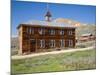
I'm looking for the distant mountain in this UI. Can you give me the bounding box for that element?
[76,25,96,38]
[54,18,81,27]
[54,18,96,37]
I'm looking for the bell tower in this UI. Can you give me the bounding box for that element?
[45,3,52,22]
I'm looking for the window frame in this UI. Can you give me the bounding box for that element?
[40,39,45,48]
[68,39,73,47]
[49,29,55,35]
[39,28,45,35]
[68,30,73,35]
[60,39,65,47]
[60,29,64,35]
[49,40,55,48]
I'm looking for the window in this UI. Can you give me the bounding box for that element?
[60,39,65,47]
[31,28,34,34]
[60,30,64,35]
[39,28,45,35]
[26,27,34,35]
[49,40,55,48]
[49,29,55,35]
[40,39,45,48]
[26,27,29,34]
[29,28,32,34]
[68,40,73,47]
[68,30,73,35]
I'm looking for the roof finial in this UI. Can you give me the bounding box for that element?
[47,3,49,11]
[45,3,52,22]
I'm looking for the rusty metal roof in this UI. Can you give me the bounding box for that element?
[21,20,76,28]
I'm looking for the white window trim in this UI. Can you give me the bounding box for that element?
[29,28,33,34]
[27,27,34,34]
[26,27,29,34]
[50,40,55,48]
[68,40,73,47]
[68,31,73,35]
[60,30,64,35]
[40,40,45,48]
[50,29,55,35]
[39,28,45,35]
[60,39,65,47]
[31,28,34,34]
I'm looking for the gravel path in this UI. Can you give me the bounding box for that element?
[11,46,95,60]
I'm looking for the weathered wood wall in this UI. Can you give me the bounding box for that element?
[18,24,76,54]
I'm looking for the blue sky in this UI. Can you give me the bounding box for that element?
[11,1,96,36]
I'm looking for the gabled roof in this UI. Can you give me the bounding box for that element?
[19,20,76,28]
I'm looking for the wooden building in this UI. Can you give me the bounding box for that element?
[17,10,76,55]
[79,33,95,42]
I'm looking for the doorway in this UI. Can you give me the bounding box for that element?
[30,39,36,52]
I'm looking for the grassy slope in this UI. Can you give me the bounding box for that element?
[11,49,96,74]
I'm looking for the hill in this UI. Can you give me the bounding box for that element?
[54,18,81,27]
[54,18,96,37]
[76,25,96,38]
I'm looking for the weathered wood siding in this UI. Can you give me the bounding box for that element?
[18,24,76,54]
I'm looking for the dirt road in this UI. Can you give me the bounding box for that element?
[12,46,95,60]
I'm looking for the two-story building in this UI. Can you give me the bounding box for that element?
[17,10,76,54]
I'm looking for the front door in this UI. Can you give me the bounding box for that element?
[30,39,36,52]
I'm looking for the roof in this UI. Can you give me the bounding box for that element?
[45,11,52,17]
[19,20,76,28]
[81,33,92,36]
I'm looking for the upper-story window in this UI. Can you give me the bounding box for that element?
[26,27,29,34]
[39,28,45,35]
[30,28,34,34]
[29,28,32,34]
[40,39,45,48]
[60,39,65,47]
[26,27,34,35]
[49,29,55,35]
[49,40,55,48]
[60,30,64,35]
[68,30,73,35]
